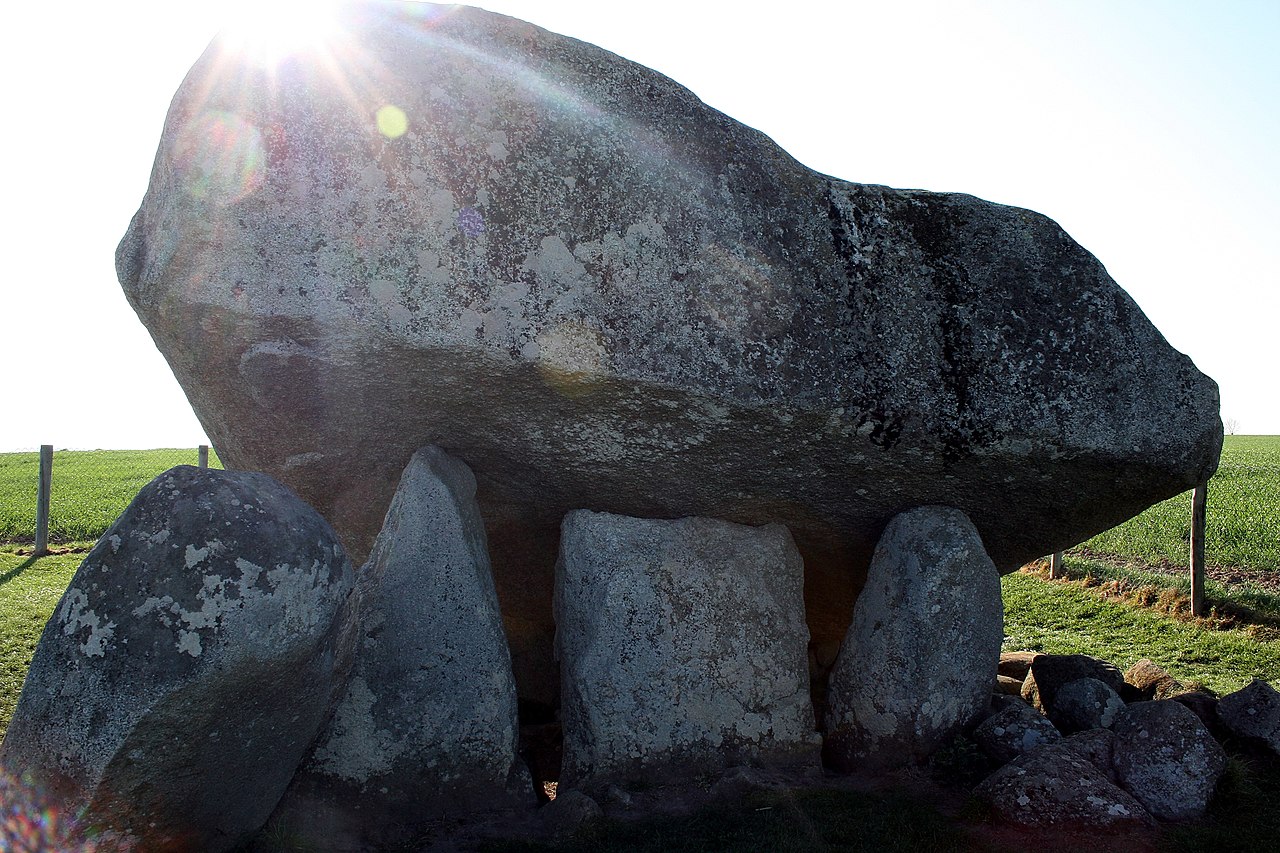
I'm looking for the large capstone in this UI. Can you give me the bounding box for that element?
[0,467,356,853]
[116,1,1222,706]
[268,447,532,849]
[824,506,1003,770]
[554,511,819,791]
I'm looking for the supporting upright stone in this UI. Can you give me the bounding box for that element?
[824,506,1003,771]
[268,447,532,850]
[555,511,819,792]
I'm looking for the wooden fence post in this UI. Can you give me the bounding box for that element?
[35,445,53,557]
[1049,551,1065,579]
[1190,481,1207,617]
[198,445,210,469]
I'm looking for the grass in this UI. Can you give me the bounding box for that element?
[1078,435,1280,574]
[0,448,221,545]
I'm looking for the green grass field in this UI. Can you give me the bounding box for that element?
[1078,435,1280,573]
[0,448,221,545]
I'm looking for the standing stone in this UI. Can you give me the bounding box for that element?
[825,506,1003,771]
[268,447,532,850]
[1112,700,1226,821]
[555,511,818,791]
[1217,678,1280,756]
[0,467,356,853]
[117,0,1221,711]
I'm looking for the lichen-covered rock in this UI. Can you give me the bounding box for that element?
[555,511,818,790]
[267,447,532,849]
[825,506,1002,770]
[116,1,1221,708]
[0,467,356,852]
[1112,700,1226,821]
[1049,677,1126,735]
[1062,728,1118,782]
[973,702,1062,765]
[1022,654,1125,713]
[974,743,1153,829]
[1217,679,1280,756]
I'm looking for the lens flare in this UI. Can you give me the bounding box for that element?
[375,104,408,139]
[220,0,343,67]
[172,111,266,206]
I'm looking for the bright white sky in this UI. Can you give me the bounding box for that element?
[1,1,1276,451]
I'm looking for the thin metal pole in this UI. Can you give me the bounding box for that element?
[198,445,210,469]
[35,445,53,557]
[1190,482,1207,617]
[1049,551,1064,579]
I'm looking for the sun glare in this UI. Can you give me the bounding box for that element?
[220,0,343,67]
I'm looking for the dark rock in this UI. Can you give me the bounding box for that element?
[1022,654,1125,713]
[974,743,1153,829]
[973,703,1062,765]
[555,512,819,791]
[825,507,1002,771]
[541,790,601,837]
[268,447,533,848]
[1112,700,1226,821]
[1217,678,1280,756]
[117,1,1222,708]
[0,467,356,852]
[1172,690,1223,738]
[1049,677,1126,734]
[1062,728,1118,782]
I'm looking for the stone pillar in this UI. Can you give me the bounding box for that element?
[555,511,819,792]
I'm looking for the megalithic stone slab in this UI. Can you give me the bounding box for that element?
[555,511,819,791]
[0,467,357,853]
[268,446,533,849]
[117,1,1221,708]
[825,506,1003,771]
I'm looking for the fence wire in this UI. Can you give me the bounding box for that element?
[0,448,221,547]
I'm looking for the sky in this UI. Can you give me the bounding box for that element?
[1,0,1276,451]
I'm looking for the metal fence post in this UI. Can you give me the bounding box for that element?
[35,445,53,557]
[1190,481,1207,617]
[198,445,210,469]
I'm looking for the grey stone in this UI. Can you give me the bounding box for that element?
[1022,654,1125,713]
[973,703,1062,765]
[1049,677,1126,734]
[0,467,356,852]
[825,506,1003,770]
[541,790,602,837]
[1112,700,1226,821]
[1217,678,1280,756]
[555,511,819,790]
[1062,728,1118,782]
[974,743,1153,829]
[268,447,533,848]
[117,1,1221,708]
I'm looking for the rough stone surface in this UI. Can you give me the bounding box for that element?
[1217,679,1280,755]
[1112,700,1226,821]
[1049,677,1127,735]
[1022,654,1125,713]
[0,467,356,852]
[973,703,1062,765]
[995,675,1025,696]
[555,511,819,790]
[1062,728,1118,782]
[541,790,602,837]
[825,506,1003,770]
[116,0,1222,706]
[1125,659,1186,701]
[268,447,532,848]
[997,651,1038,682]
[974,743,1153,829]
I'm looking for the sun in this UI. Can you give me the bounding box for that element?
[219,0,344,67]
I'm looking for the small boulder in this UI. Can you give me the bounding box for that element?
[541,790,602,838]
[1124,659,1185,701]
[555,511,819,791]
[996,675,1026,696]
[1049,677,1126,734]
[1022,654,1125,713]
[973,703,1063,765]
[998,651,1038,682]
[268,447,532,848]
[825,506,1003,771]
[1062,728,1118,782]
[1217,679,1280,756]
[0,467,356,852]
[1112,700,1226,821]
[974,743,1153,829]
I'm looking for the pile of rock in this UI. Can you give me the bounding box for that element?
[972,652,1280,827]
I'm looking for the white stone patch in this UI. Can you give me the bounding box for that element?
[58,589,117,658]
